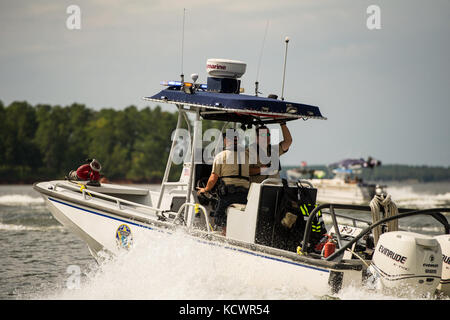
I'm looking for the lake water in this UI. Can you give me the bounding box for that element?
[1,182,449,300]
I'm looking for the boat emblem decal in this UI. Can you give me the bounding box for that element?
[116,224,133,250]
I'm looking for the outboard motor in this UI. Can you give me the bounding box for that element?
[366,231,442,296]
[435,234,450,296]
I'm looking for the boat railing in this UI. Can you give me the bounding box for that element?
[52,182,214,233]
[53,182,165,215]
[173,202,212,232]
[301,203,450,262]
[259,178,314,188]
[320,210,372,228]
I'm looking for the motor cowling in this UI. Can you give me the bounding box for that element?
[367,231,442,296]
[435,234,450,296]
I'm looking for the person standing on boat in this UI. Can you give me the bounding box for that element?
[249,122,292,183]
[68,158,102,186]
[197,130,250,232]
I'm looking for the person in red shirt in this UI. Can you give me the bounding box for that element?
[68,159,102,186]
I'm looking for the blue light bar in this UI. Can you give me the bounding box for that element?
[160,80,182,87]
[160,80,208,90]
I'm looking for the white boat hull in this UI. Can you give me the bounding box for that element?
[35,179,449,298]
[43,196,342,295]
[36,181,364,296]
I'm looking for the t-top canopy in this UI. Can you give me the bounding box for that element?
[143,87,326,124]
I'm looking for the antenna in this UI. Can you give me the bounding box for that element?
[180,8,186,83]
[280,36,290,101]
[255,20,269,96]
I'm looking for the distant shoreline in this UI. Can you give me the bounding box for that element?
[283,164,450,183]
[0,178,164,185]
[2,165,449,184]
[0,168,450,185]
[1,101,449,185]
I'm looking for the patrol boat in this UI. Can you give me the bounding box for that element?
[33,58,450,297]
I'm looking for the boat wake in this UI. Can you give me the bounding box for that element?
[0,194,44,207]
[0,222,64,232]
[42,230,322,300]
[385,186,450,209]
[39,230,443,300]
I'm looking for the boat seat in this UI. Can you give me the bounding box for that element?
[230,203,246,211]
[170,196,186,213]
[254,183,307,253]
[254,185,282,246]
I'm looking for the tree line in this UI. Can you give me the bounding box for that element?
[283,164,450,183]
[0,100,185,183]
[1,100,449,184]
[359,164,450,183]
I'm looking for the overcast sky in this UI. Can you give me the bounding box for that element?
[1,0,449,167]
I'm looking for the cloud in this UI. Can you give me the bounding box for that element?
[1,0,449,165]
[324,42,378,61]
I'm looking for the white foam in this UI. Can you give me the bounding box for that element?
[45,231,319,300]
[41,229,442,300]
[335,284,444,300]
[0,222,64,232]
[0,194,44,206]
[386,186,450,209]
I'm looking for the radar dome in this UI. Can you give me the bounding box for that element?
[206,58,246,79]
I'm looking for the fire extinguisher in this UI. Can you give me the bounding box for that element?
[322,238,336,258]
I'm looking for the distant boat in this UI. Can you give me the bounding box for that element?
[286,158,385,204]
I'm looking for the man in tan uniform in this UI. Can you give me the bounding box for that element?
[197,129,250,230]
[249,123,292,183]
